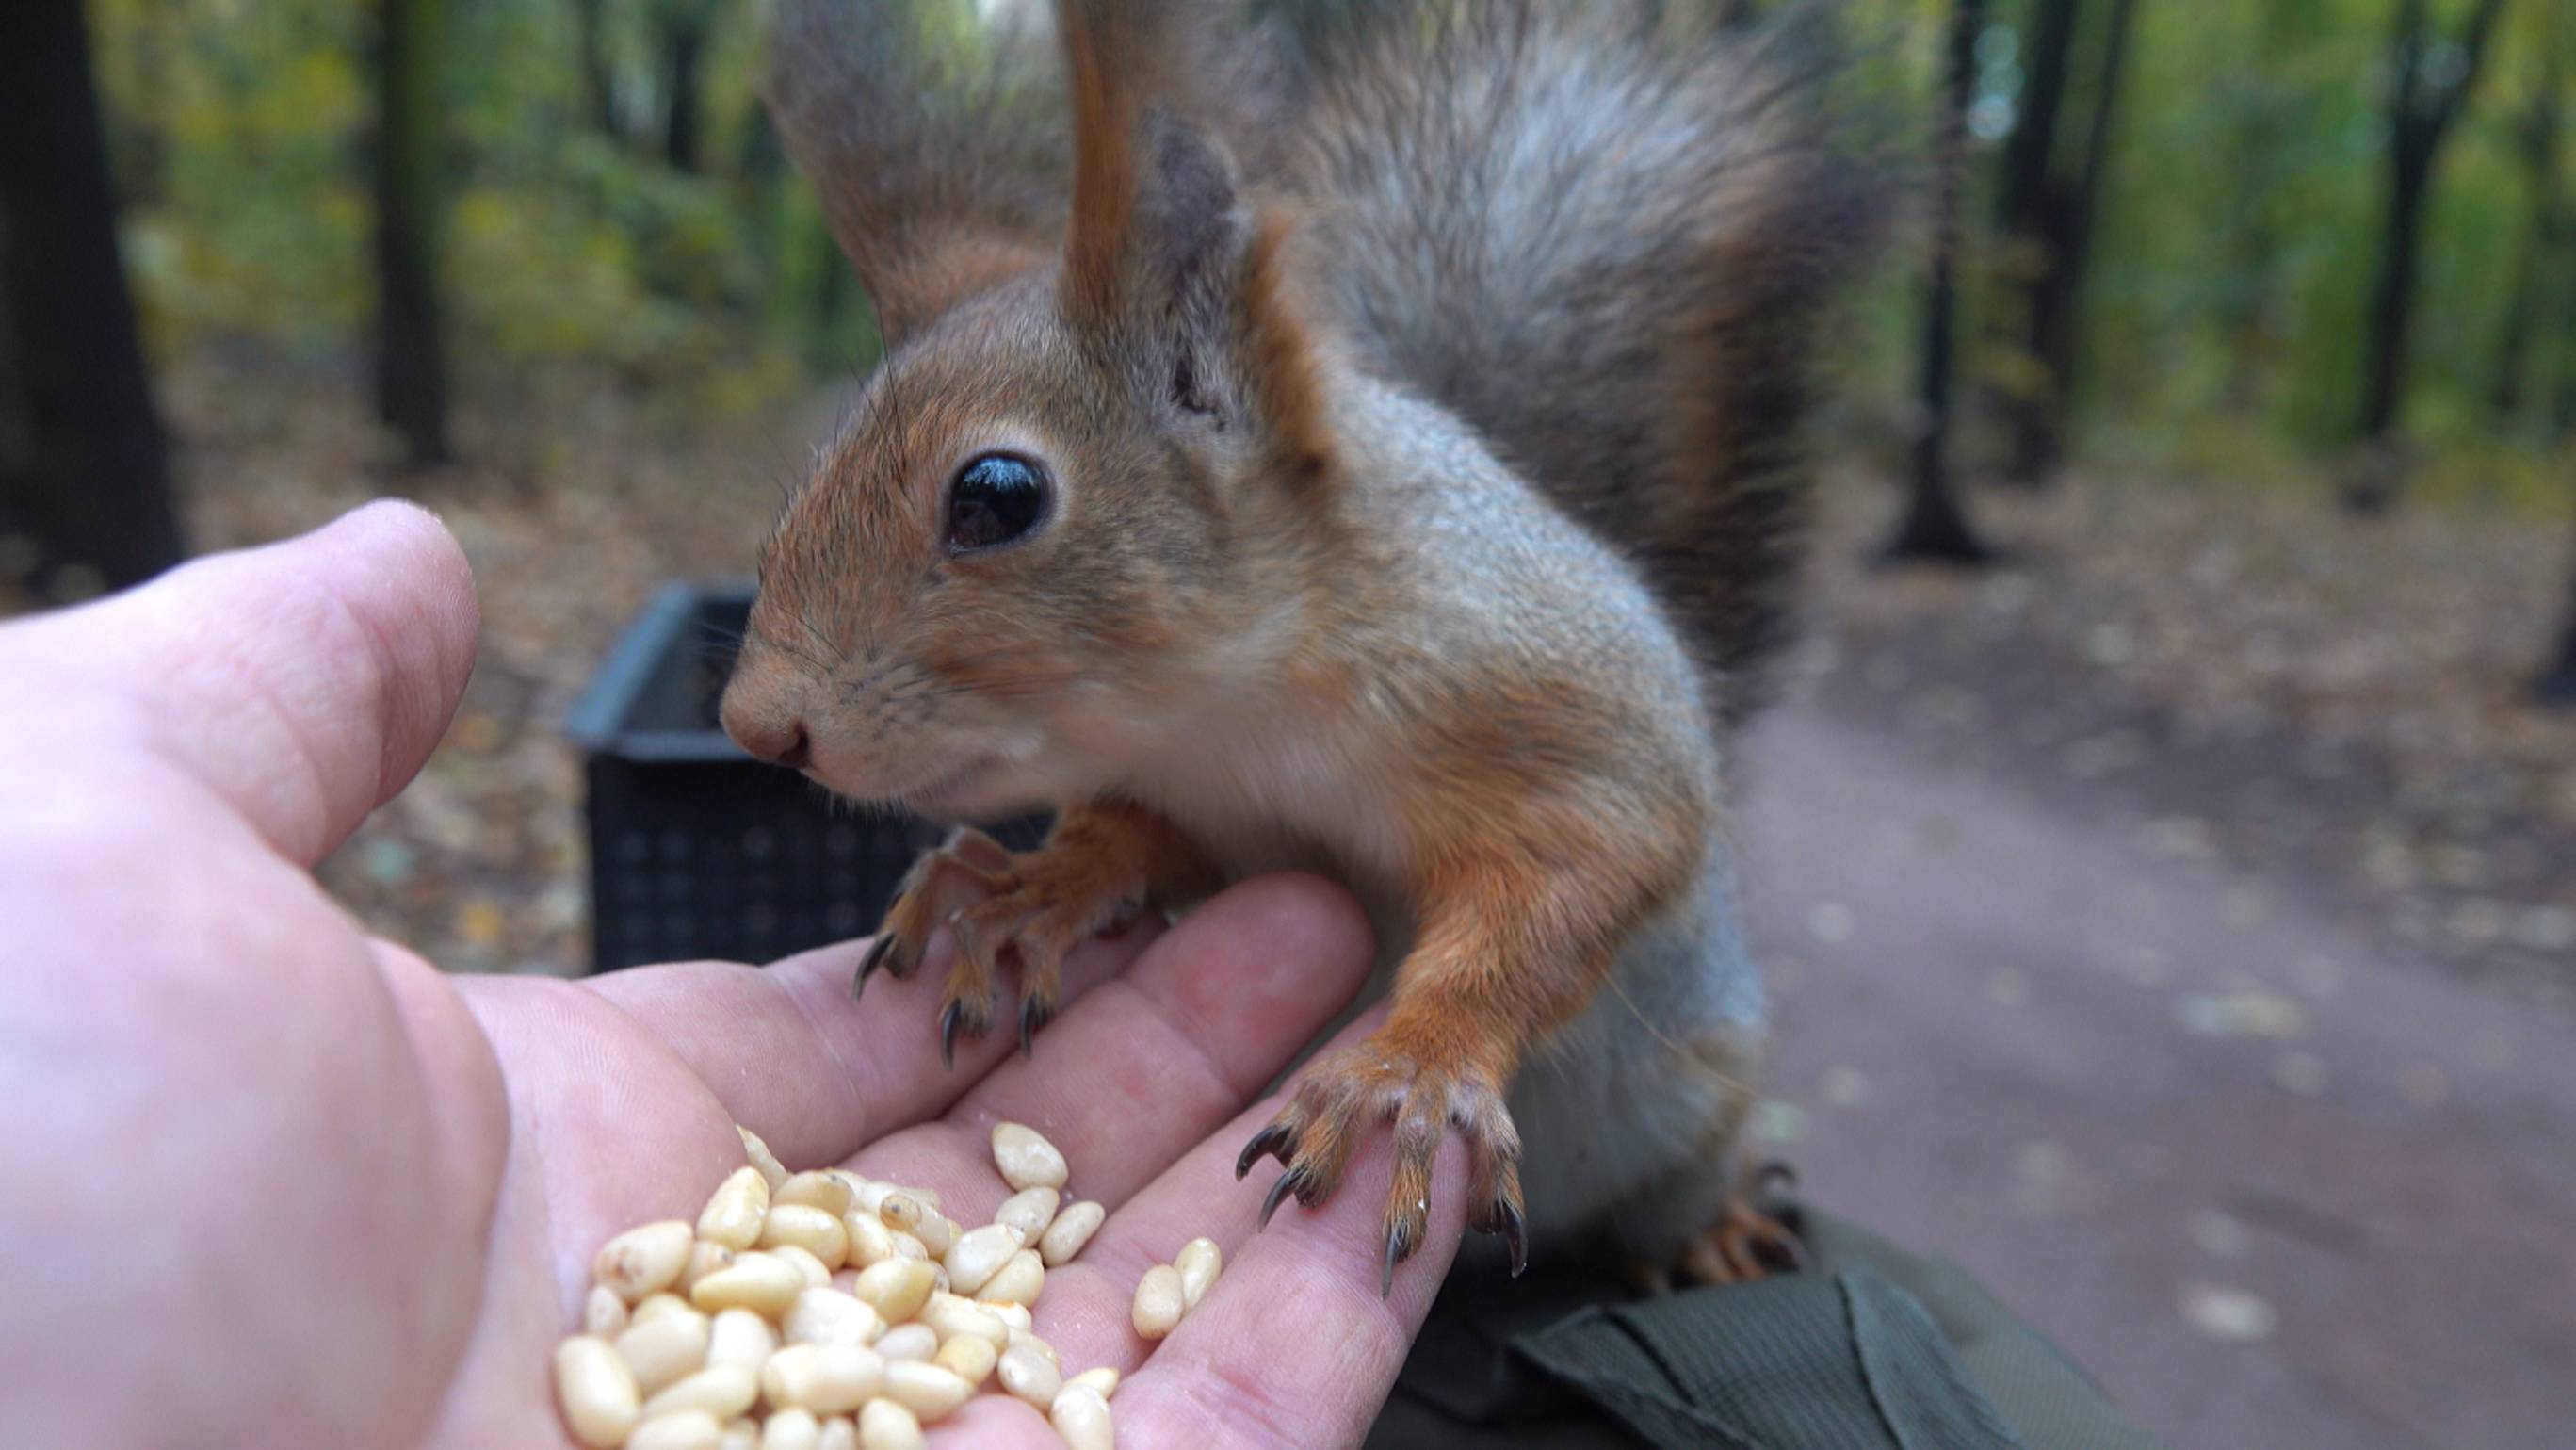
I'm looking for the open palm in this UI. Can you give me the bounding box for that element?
[0,503,1464,1450]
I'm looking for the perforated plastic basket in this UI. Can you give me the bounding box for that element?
[564,579,1045,971]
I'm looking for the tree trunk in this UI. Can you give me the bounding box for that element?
[0,0,186,597]
[1885,0,1995,567]
[662,6,711,173]
[1993,0,2082,240]
[373,0,453,471]
[373,0,453,469]
[2349,0,2510,511]
[575,0,618,137]
[2002,0,2140,486]
[2357,142,2433,457]
[2559,264,2576,436]
[2492,20,2563,421]
[2539,490,2576,704]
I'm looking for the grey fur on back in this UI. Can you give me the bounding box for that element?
[1278,2,1886,725]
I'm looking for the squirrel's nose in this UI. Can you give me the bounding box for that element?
[730,713,812,770]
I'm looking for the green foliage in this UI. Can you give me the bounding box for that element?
[80,0,2576,474]
[90,0,873,419]
[1843,0,2574,481]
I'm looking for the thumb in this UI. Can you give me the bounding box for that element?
[0,500,479,867]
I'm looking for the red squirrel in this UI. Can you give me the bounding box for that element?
[721,0,1884,1289]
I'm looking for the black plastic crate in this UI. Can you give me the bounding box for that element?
[564,579,1045,971]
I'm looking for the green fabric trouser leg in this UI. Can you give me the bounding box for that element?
[1363,1207,2168,1450]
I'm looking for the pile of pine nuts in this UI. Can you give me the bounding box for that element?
[554,1121,1218,1450]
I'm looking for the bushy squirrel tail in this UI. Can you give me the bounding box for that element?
[1284,3,1890,725]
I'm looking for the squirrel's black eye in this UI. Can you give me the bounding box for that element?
[945,453,1049,553]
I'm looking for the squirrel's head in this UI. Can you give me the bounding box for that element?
[721,54,1330,821]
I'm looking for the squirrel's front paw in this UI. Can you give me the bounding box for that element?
[1237,1029,1528,1294]
[859,825,1145,1067]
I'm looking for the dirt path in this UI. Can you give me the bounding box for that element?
[1736,698,2576,1450]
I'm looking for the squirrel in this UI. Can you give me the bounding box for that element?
[721,0,1885,1289]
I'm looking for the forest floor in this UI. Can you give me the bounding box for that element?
[111,362,2576,1447]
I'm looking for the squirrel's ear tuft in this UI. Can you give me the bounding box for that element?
[1058,3,1250,400]
[1055,0,1327,475]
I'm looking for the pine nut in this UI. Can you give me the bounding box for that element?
[737,1126,790,1191]
[877,1192,925,1234]
[843,1210,896,1268]
[722,1419,759,1450]
[1175,1237,1223,1310]
[595,1220,695,1303]
[848,1258,935,1323]
[706,1308,778,1375]
[1067,1366,1119,1400]
[912,1213,957,1257]
[1007,1328,1059,1369]
[630,1410,728,1450]
[818,1413,860,1450]
[872,1323,937,1362]
[640,1363,760,1421]
[1131,1263,1185,1340]
[554,1335,640,1449]
[583,1283,630,1337]
[690,1251,805,1318]
[933,1333,997,1386]
[996,1340,1061,1410]
[991,1122,1068,1192]
[634,1293,694,1328]
[980,1248,1045,1307]
[889,1232,930,1263]
[617,1310,713,1395]
[920,1293,1007,1349]
[882,1360,975,1422]
[762,1205,850,1268]
[772,1244,832,1289]
[679,1241,737,1295]
[785,1286,883,1350]
[776,1171,856,1217]
[995,1187,1060,1239]
[982,1302,1034,1332]
[760,1343,888,1415]
[1038,1201,1104,1266]
[942,1223,1022,1295]
[856,1398,923,1450]
[1050,1383,1115,1450]
[855,1181,942,1215]
[759,1409,822,1450]
[700,1167,772,1252]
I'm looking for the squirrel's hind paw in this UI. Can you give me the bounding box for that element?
[1673,1168,1807,1286]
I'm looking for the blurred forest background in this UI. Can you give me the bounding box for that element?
[5,3,2574,1444]
[0,0,2567,1004]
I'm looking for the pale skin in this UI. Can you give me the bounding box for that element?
[0,501,1465,1449]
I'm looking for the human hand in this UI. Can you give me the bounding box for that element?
[0,502,1465,1449]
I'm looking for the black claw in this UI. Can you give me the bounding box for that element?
[938,1002,964,1070]
[1236,1122,1294,1181]
[1494,1199,1528,1279]
[1016,995,1054,1058]
[1258,1167,1305,1230]
[855,934,899,999]
[1381,1220,1417,1298]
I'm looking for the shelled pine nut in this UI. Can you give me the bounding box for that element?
[554,1124,1159,1449]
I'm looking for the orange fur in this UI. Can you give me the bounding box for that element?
[731,0,1884,1282]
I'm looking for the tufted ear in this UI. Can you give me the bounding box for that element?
[1055,0,1267,424]
[765,0,1065,348]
